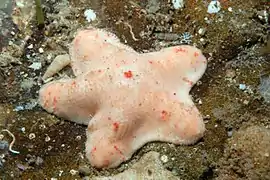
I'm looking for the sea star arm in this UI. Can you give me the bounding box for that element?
[85,107,136,168]
[85,92,205,168]
[39,70,107,125]
[69,28,136,77]
[145,45,207,91]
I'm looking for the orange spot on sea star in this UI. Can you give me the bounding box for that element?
[183,77,194,86]
[53,97,57,106]
[91,146,97,153]
[124,70,133,78]
[113,145,123,155]
[44,100,49,108]
[74,37,80,46]
[113,145,125,160]
[161,110,169,120]
[103,160,110,166]
[113,122,119,131]
[52,96,58,112]
[71,81,76,87]
[82,55,88,61]
[194,52,199,57]
[175,47,188,53]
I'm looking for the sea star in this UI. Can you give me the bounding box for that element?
[39,26,207,168]
[92,151,179,180]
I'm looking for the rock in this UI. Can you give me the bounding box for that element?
[172,0,184,9]
[0,140,9,150]
[0,8,16,50]
[78,165,91,176]
[11,0,36,36]
[0,53,21,67]
[0,160,3,169]
[146,0,160,14]
[35,157,44,166]
[25,154,36,166]
[259,72,270,103]
[20,78,36,90]
[217,126,270,180]
[0,69,4,93]
[92,151,179,180]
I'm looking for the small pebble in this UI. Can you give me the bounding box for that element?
[82,177,90,180]
[200,38,206,45]
[39,124,46,130]
[239,84,246,90]
[198,28,206,35]
[204,114,211,120]
[84,9,96,22]
[26,154,36,165]
[21,127,25,133]
[160,155,168,163]
[35,156,44,166]
[227,130,233,137]
[59,170,64,176]
[0,160,3,169]
[243,100,249,105]
[172,0,184,9]
[38,48,44,53]
[78,165,91,176]
[28,62,42,70]
[196,80,202,86]
[75,135,81,141]
[70,169,78,175]
[47,54,52,60]
[207,0,221,14]
[0,134,4,140]
[29,133,36,140]
[27,44,33,49]
[45,135,51,142]
[17,163,27,171]
[0,140,9,150]
[225,69,236,79]
[48,146,53,151]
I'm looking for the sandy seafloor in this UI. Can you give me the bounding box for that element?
[0,0,269,179]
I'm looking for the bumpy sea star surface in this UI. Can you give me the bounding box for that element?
[39,26,207,168]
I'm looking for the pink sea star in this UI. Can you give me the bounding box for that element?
[39,26,207,168]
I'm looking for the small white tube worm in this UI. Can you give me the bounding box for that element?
[42,54,71,81]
